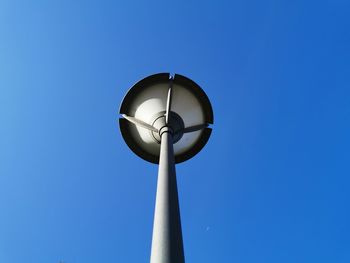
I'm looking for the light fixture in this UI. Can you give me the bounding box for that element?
[119,73,213,263]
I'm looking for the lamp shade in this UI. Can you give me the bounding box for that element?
[119,73,213,164]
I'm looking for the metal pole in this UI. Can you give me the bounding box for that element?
[150,127,185,263]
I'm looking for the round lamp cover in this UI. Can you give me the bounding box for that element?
[119,73,213,164]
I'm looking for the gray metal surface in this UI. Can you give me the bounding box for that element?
[150,128,185,263]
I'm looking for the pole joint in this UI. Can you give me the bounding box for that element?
[159,126,174,138]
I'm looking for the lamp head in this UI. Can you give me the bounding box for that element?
[119,73,213,164]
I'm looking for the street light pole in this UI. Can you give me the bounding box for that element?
[150,127,185,263]
[119,73,213,263]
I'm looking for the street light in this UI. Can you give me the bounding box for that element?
[119,73,214,263]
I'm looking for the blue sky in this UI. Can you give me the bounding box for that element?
[1,0,350,262]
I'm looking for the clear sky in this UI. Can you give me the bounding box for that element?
[1,0,350,262]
